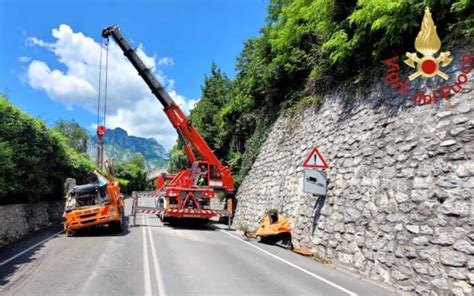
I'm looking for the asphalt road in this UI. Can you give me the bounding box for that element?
[0,199,398,296]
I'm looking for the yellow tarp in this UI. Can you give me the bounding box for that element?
[255,215,292,236]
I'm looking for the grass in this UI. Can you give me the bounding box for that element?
[0,236,21,248]
[237,222,249,233]
[281,95,323,119]
[312,253,332,265]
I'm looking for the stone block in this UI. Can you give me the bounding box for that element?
[440,250,467,267]
[412,262,429,275]
[419,247,439,263]
[343,208,361,223]
[453,240,474,255]
[439,199,470,217]
[413,236,430,246]
[431,277,449,290]
[447,268,467,280]
[453,280,472,295]
[391,269,410,281]
[405,224,420,234]
[431,232,455,246]
[420,225,433,235]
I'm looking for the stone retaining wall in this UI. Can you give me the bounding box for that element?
[234,50,473,294]
[0,201,64,246]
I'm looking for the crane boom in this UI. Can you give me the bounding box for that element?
[102,26,173,108]
[102,25,233,192]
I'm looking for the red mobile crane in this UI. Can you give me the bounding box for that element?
[101,26,234,225]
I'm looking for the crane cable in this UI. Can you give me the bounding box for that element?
[96,38,103,127]
[96,37,110,127]
[96,37,110,168]
[103,37,109,127]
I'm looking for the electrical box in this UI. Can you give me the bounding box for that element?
[303,169,327,196]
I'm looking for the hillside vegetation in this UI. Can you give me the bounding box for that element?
[0,97,150,204]
[0,96,96,204]
[168,0,473,187]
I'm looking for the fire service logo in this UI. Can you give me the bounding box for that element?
[384,7,472,106]
[404,7,451,80]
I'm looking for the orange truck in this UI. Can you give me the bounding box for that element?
[63,164,124,236]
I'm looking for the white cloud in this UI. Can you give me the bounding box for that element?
[167,79,175,89]
[28,60,96,103]
[18,56,31,63]
[26,36,52,48]
[187,99,197,110]
[24,24,194,150]
[158,57,174,66]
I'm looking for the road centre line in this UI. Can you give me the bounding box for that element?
[142,215,152,295]
[145,215,167,296]
[218,229,358,296]
[0,230,63,267]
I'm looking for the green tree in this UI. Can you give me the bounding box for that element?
[190,63,233,156]
[167,144,189,173]
[115,154,147,194]
[130,153,146,170]
[53,119,90,153]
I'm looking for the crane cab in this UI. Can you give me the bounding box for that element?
[190,161,223,188]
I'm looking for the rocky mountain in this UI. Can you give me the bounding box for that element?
[88,127,170,171]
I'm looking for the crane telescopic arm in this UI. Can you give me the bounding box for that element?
[102,26,174,108]
[102,26,233,191]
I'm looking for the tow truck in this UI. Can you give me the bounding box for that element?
[63,160,125,235]
[101,26,235,226]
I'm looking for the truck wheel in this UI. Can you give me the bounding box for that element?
[115,210,125,233]
[161,214,170,223]
[167,217,177,225]
[116,221,123,233]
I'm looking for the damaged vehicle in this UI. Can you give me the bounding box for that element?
[63,162,125,236]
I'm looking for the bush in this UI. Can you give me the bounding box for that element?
[0,96,96,204]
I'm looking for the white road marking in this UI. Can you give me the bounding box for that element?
[142,215,152,296]
[219,230,358,296]
[145,215,167,296]
[0,230,63,266]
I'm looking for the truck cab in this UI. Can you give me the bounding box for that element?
[63,169,124,236]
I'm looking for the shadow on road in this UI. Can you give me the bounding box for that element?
[166,221,216,231]
[0,224,62,289]
[129,213,234,232]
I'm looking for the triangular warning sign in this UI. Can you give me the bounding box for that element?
[302,147,329,169]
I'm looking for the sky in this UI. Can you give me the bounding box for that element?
[0,0,268,149]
